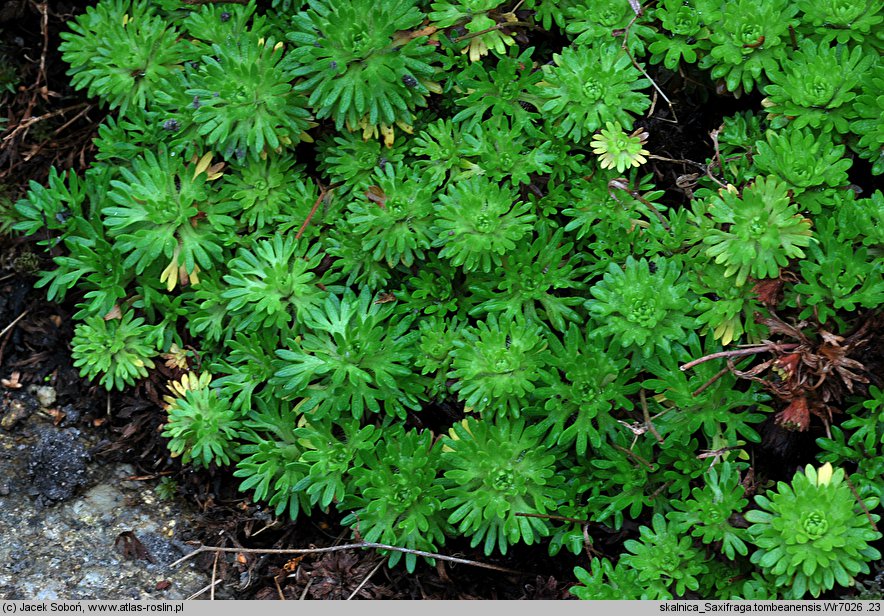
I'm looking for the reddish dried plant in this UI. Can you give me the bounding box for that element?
[727,312,881,432]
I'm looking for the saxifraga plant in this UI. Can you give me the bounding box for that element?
[590,122,650,173]
[699,176,815,286]
[467,226,588,332]
[271,289,425,420]
[648,0,715,69]
[796,0,884,46]
[585,256,696,359]
[619,513,710,598]
[699,0,798,94]
[287,0,440,139]
[346,163,435,268]
[440,417,565,556]
[817,387,884,500]
[667,462,751,560]
[103,146,235,290]
[432,175,536,273]
[763,40,873,134]
[532,325,638,455]
[540,42,651,143]
[563,0,657,53]
[59,0,186,117]
[428,0,516,62]
[746,463,882,598]
[162,372,244,468]
[850,63,884,175]
[753,125,853,200]
[342,426,449,572]
[71,311,158,391]
[451,46,544,129]
[295,418,379,510]
[220,235,327,333]
[187,31,312,160]
[17,0,884,588]
[234,396,311,520]
[448,313,552,419]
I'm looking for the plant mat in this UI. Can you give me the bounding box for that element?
[1,0,882,601]
[0,2,574,599]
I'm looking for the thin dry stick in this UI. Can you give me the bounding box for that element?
[649,480,673,499]
[346,560,384,600]
[0,310,29,340]
[700,126,732,188]
[2,104,90,142]
[0,310,29,368]
[34,1,49,87]
[646,153,723,186]
[620,9,677,124]
[680,343,799,372]
[582,524,597,560]
[171,542,523,575]
[845,474,879,533]
[210,551,219,600]
[612,443,655,470]
[515,512,589,525]
[647,154,708,168]
[295,182,340,240]
[186,580,222,600]
[640,389,664,445]
[453,21,535,43]
[697,445,743,461]
[52,104,93,136]
[608,178,670,231]
[691,366,731,397]
[299,577,314,600]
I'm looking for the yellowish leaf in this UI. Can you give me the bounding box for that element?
[193,152,214,180]
[160,258,179,292]
[817,462,834,486]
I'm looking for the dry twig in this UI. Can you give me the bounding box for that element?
[170,541,524,575]
[640,389,664,445]
[0,311,29,367]
[620,7,677,124]
[680,342,799,372]
[295,182,341,240]
[346,559,384,600]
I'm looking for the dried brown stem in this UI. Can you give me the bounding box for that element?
[640,389,665,444]
[2,103,90,143]
[620,8,677,124]
[170,542,524,575]
[210,551,219,600]
[0,310,29,341]
[295,182,339,240]
[346,560,384,600]
[515,512,589,525]
[453,21,534,43]
[608,178,670,231]
[845,474,879,533]
[612,443,655,470]
[691,366,731,397]
[185,580,221,601]
[680,343,799,372]
[180,0,249,4]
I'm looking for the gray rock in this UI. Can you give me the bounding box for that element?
[0,418,216,600]
[27,427,88,504]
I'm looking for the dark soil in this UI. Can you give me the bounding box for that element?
[1,0,882,601]
[27,426,89,504]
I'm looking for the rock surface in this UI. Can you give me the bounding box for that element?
[0,389,214,600]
